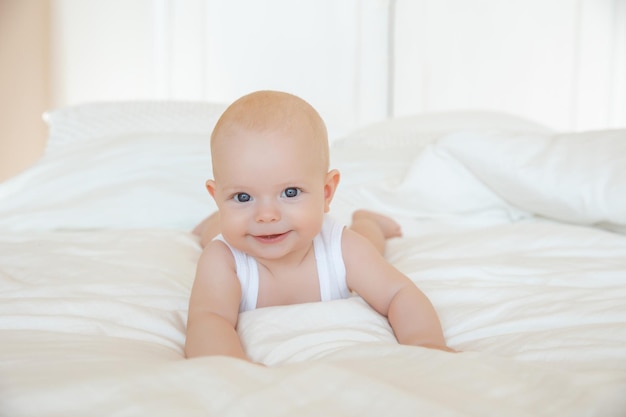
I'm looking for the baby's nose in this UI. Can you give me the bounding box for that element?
[255,200,280,223]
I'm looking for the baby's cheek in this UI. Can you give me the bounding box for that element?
[221,213,243,230]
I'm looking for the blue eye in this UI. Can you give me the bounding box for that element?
[282,187,300,198]
[233,193,251,203]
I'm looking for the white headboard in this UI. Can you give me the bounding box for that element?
[51,0,625,134]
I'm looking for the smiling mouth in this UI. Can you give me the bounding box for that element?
[253,232,289,243]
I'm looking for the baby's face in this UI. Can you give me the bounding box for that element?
[209,124,334,262]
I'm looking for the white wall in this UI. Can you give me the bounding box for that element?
[49,0,626,134]
[50,0,158,106]
[392,0,626,131]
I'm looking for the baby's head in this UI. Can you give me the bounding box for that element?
[210,90,329,175]
[206,91,340,259]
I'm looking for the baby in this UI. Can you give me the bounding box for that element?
[185,90,452,362]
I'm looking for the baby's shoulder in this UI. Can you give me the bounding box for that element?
[198,239,236,269]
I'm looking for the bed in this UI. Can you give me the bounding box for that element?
[0,99,625,416]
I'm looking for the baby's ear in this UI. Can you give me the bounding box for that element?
[205,180,217,198]
[323,169,340,212]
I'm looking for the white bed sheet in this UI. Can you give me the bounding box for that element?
[1,105,625,416]
[1,222,625,416]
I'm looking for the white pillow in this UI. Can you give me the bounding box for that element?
[0,133,217,231]
[354,143,530,222]
[0,101,228,231]
[335,110,551,147]
[439,129,626,229]
[44,100,228,154]
[330,110,549,224]
[332,110,551,187]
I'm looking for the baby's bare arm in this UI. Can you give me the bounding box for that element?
[185,241,249,360]
[343,229,451,352]
[185,312,247,359]
[386,280,452,351]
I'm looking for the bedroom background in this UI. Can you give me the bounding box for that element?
[2,2,626,415]
[1,0,625,182]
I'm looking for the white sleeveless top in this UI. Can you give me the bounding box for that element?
[214,215,350,312]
